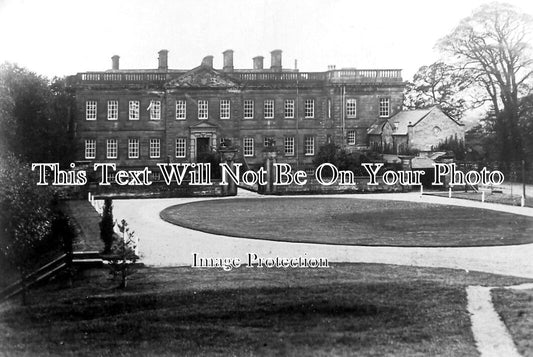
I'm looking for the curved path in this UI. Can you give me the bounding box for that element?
[113,190,533,279]
[112,191,533,357]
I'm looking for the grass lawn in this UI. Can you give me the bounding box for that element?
[160,197,533,247]
[0,264,531,356]
[492,287,533,356]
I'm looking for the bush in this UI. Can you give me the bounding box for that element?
[0,153,54,272]
[314,142,370,176]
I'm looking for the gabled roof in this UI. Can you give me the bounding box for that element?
[389,108,433,135]
[367,119,389,135]
[388,106,463,135]
[165,65,241,89]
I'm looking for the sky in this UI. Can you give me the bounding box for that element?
[1,0,533,81]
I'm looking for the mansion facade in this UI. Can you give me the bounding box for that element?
[69,49,405,172]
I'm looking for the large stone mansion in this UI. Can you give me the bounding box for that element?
[69,49,447,173]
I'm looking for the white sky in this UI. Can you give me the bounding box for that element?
[1,0,532,80]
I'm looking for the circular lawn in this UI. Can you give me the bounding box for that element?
[160,197,533,247]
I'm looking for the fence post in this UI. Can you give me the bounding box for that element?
[482,191,485,203]
[448,187,452,198]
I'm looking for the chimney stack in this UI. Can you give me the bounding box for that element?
[223,50,234,72]
[111,55,120,70]
[201,55,214,68]
[270,49,282,72]
[253,56,264,70]
[158,50,168,70]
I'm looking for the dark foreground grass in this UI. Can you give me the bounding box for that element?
[492,287,533,357]
[160,197,533,246]
[1,264,531,356]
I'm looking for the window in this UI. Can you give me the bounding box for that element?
[220,99,230,119]
[264,100,274,119]
[86,101,97,120]
[244,100,254,119]
[176,100,186,120]
[284,99,294,118]
[379,98,390,117]
[128,138,139,158]
[129,101,140,120]
[149,100,161,120]
[304,136,315,156]
[347,130,356,145]
[150,139,160,158]
[346,99,357,118]
[106,171,114,184]
[284,136,295,156]
[107,100,118,120]
[175,138,186,158]
[106,139,117,159]
[264,136,275,147]
[243,137,254,157]
[85,139,96,159]
[198,100,208,120]
[151,172,161,181]
[304,99,314,118]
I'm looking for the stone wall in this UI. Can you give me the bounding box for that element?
[410,110,465,151]
[266,176,408,195]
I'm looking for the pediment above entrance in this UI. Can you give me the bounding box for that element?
[165,66,241,89]
[190,121,218,129]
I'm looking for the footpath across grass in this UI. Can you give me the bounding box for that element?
[1,264,531,356]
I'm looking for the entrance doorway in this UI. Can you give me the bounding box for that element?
[196,138,211,161]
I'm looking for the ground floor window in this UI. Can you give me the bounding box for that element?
[304,136,315,156]
[243,137,254,157]
[176,138,187,158]
[85,139,96,159]
[106,139,117,159]
[347,130,356,145]
[284,136,295,156]
[128,138,139,158]
[264,136,275,147]
[150,139,161,158]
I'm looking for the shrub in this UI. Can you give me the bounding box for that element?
[105,219,138,289]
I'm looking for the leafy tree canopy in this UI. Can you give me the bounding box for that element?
[403,62,472,119]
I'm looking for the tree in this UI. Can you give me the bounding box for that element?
[106,219,138,289]
[48,77,76,165]
[313,142,370,176]
[0,153,54,302]
[519,93,533,158]
[435,135,467,161]
[0,63,74,164]
[403,62,472,119]
[437,2,533,164]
